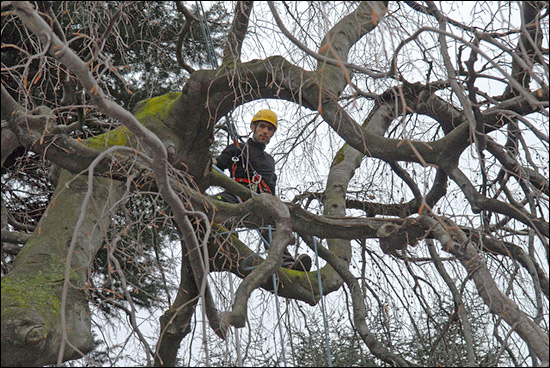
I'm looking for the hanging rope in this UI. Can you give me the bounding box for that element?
[196,1,218,69]
[196,5,241,365]
[200,4,332,365]
[213,164,334,366]
[313,236,333,367]
[268,225,288,367]
[196,1,240,146]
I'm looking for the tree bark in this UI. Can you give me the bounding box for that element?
[1,170,124,367]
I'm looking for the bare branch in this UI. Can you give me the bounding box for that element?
[222,1,253,67]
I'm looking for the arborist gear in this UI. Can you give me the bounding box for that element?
[231,156,273,194]
[217,139,277,194]
[213,109,312,273]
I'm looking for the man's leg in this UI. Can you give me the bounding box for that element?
[213,192,241,204]
[259,228,311,272]
[213,192,311,272]
[282,254,312,272]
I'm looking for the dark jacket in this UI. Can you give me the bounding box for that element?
[216,139,277,194]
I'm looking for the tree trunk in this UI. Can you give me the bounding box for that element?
[1,170,124,367]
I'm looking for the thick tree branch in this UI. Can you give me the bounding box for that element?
[155,251,200,367]
[462,228,549,300]
[486,138,549,196]
[11,0,224,353]
[1,230,31,245]
[268,1,391,79]
[175,1,198,74]
[503,1,547,98]
[222,1,253,67]
[446,166,549,238]
[426,239,476,365]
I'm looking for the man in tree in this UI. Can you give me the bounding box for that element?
[214,109,312,272]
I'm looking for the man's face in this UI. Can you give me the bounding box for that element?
[251,121,276,144]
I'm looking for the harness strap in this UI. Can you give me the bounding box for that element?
[231,153,273,194]
[234,177,273,195]
[231,156,239,179]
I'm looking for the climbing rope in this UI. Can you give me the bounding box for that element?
[197,5,243,365]
[211,172,334,366]
[267,225,288,367]
[313,237,333,367]
[196,1,218,69]
[200,4,331,365]
[196,1,240,146]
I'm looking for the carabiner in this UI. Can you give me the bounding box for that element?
[252,172,262,184]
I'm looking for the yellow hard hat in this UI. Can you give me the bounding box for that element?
[251,109,277,130]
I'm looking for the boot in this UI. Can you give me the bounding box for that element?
[282,254,312,272]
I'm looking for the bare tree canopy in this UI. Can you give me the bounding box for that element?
[1,1,548,366]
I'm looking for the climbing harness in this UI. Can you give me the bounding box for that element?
[230,151,274,194]
[233,171,273,194]
[232,160,272,194]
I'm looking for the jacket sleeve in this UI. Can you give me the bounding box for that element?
[215,144,238,171]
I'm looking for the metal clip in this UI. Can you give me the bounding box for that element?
[252,173,261,184]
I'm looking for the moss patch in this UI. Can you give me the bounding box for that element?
[82,92,182,152]
[1,263,66,330]
[331,145,348,167]
[82,126,133,151]
[133,92,182,125]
